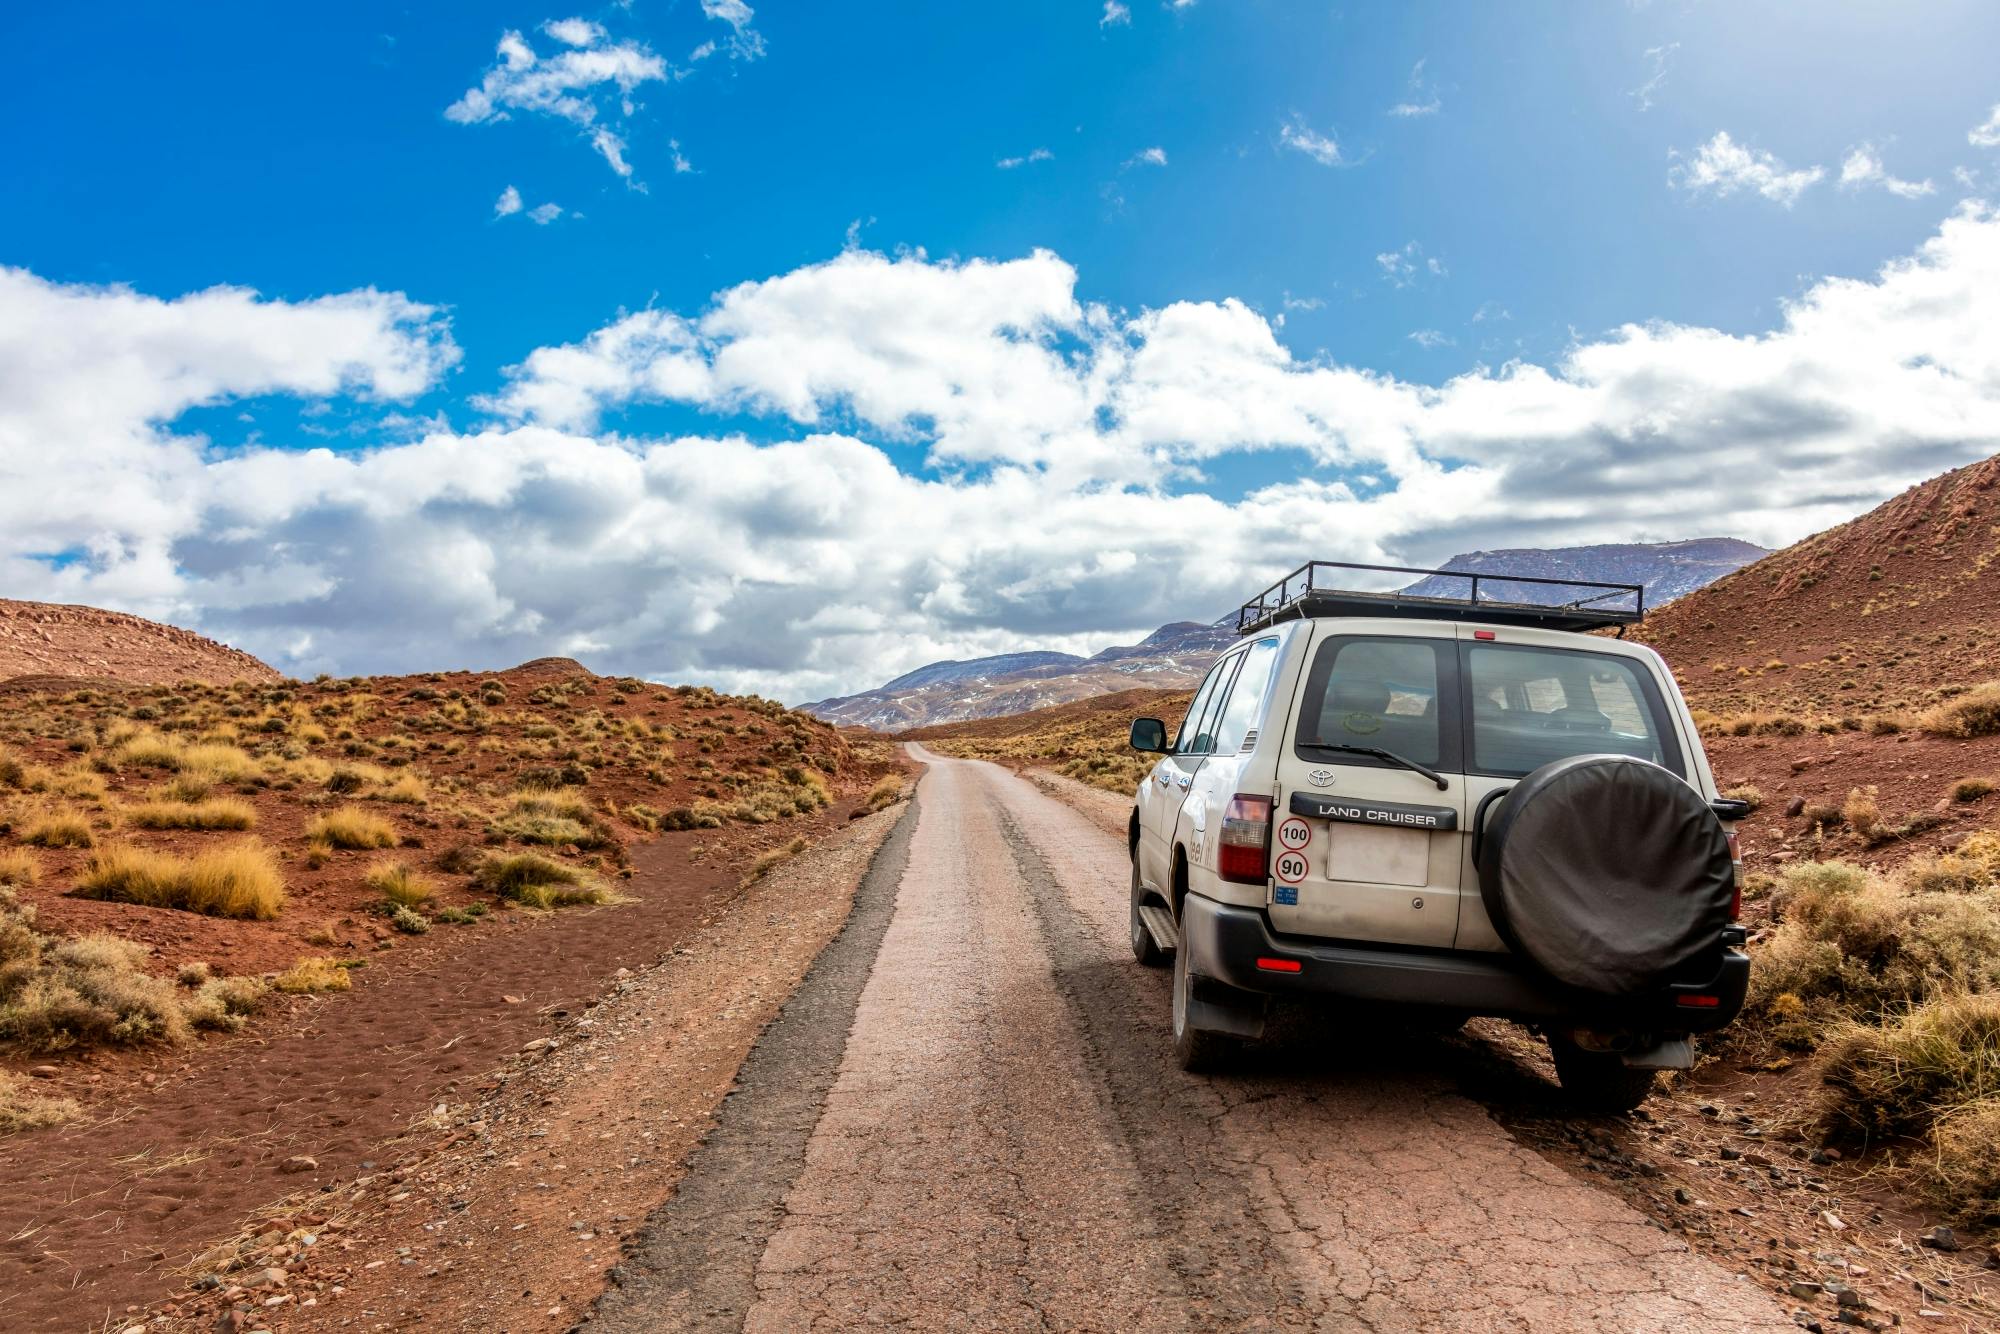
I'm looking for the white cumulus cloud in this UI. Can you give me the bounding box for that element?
[1101,2,1131,26]
[1671,131,1824,206]
[1839,144,1935,199]
[1968,104,2000,149]
[495,185,523,217]
[1280,118,1352,166]
[9,208,2000,699]
[446,22,667,180]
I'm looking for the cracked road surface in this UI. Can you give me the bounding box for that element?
[596,748,1795,1332]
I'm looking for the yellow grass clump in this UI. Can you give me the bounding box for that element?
[75,842,286,919]
[473,853,614,909]
[19,806,97,849]
[272,956,353,994]
[0,849,40,887]
[306,807,398,850]
[364,860,434,908]
[0,1070,80,1133]
[1919,682,2000,739]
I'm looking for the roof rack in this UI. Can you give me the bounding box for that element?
[1235,560,1646,636]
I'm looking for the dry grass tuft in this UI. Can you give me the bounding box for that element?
[1926,1099,2000,1223]
[364,860,434,908]
[0,848,41,887]
[1918,682,2000,739]
[1950,776,1997,803]
[1840,786,1882,839]
[862,774,905,813]
[306,807,398,851]
[744,836,809,886]
[0,888,257,1051]
[19,805,96,849]
[0,1070,80,1134]
[273,956,354,994]
[124,797,256,831]
[1719,783,1764,811]
[380,772,430,805]
[473,852,613,909]
[75,842,286,919]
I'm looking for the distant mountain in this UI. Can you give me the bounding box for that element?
[808,538,1764,733]
[1400,539,1768,610]
[804,618,1234,732]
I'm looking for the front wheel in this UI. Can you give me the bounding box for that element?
[1549,1034,1657,1113]
[1171,930,1236,1072]
[1130,861,1167,968]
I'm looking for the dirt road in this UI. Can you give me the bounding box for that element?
[596,747,1797,1332]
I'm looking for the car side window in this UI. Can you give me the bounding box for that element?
[1210,637,1279,754]
[1176,654,1244,756]
[1172,659,1231,755]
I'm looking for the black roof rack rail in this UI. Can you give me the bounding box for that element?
[1235,561,1646,636]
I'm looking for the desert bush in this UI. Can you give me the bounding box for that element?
[474,853,612,909]
[862,775,905,813]
[75,841,286,919]
[1951,776,1997,803]
[1819,994,2000,1143]
[364,860,434,908]
[389,904,430,934]
[116,731,184,769]
[1841,786,1881,839]
[306,807,398,850]
[432,902,488,925]
[273,956,352,994]
[0,849,39,887]
[659,806,722,832]
[1799,802,1844,829]
[1748,859,2000,1044]
[0,892,192,1050]
[0,1069,80,1133]
[163,773,214,802]
[1925,1099,2000,1223]
[1901,834,2000,896]
[180,973,264,1031]
[1719,783,1764,811]
[19,805,96,848]
[380,772,429,805]
[124,797,256,831]
[493,792,611,848]
[1919,682,2000,739]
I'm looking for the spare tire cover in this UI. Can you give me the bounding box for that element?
[1478,754,1734,996]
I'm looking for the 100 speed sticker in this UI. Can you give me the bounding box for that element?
[1272,848,1311,884]
[1276,817,1312,852]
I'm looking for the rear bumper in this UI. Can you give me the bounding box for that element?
[1180,893,1748,1032]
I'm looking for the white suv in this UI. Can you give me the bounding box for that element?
[1128,562,1748,1110]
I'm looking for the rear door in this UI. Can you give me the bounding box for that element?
[1138,653,1237,893]
[1452,628,1694,951]
[1268,622,1465,949]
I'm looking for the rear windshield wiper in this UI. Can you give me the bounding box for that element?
[1306,743,1449,791]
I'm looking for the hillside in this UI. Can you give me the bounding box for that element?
[0,598,281,686]
[1636,455,2000,716]
[804,618,1233,731]
[1402,538,1767,608]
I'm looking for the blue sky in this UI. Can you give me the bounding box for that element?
[4,2,2000,697]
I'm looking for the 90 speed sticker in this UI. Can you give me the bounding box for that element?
[1272,849,1311,885]
[1275,816,1312,852]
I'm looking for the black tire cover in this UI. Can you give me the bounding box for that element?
[1478,754,1734,996]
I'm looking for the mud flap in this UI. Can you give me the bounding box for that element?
[1187,981,1267,1040]
[1619,1036,1694,1070]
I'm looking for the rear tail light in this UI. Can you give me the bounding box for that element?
[1676,994,1722,1008]
[1255,956,1301,973]
[1218,794,1272,885]
[1725,829,1744,920]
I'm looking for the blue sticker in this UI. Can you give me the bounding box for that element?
[1274,885,1298,906]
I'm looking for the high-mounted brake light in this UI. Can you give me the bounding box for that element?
[1472,630,1496,640]
[1218,794,1272,885]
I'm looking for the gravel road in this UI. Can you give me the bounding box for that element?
[597,747,1798,1332]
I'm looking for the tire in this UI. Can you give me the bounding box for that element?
[1549,1034,1657,1113]
[1130,860,1168,968]
[1479,754,1736,997]
[1171,929,1236,1072]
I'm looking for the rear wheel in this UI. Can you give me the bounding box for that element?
[1130,860,1167,967]
[1171,931,1236,1072]
[1549,1034,1657,1113]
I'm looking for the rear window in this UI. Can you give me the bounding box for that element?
[1465,644,1679,777]
[1294,638,1446,768]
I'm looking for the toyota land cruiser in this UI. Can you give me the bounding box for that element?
[1127,561,1749,1110]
